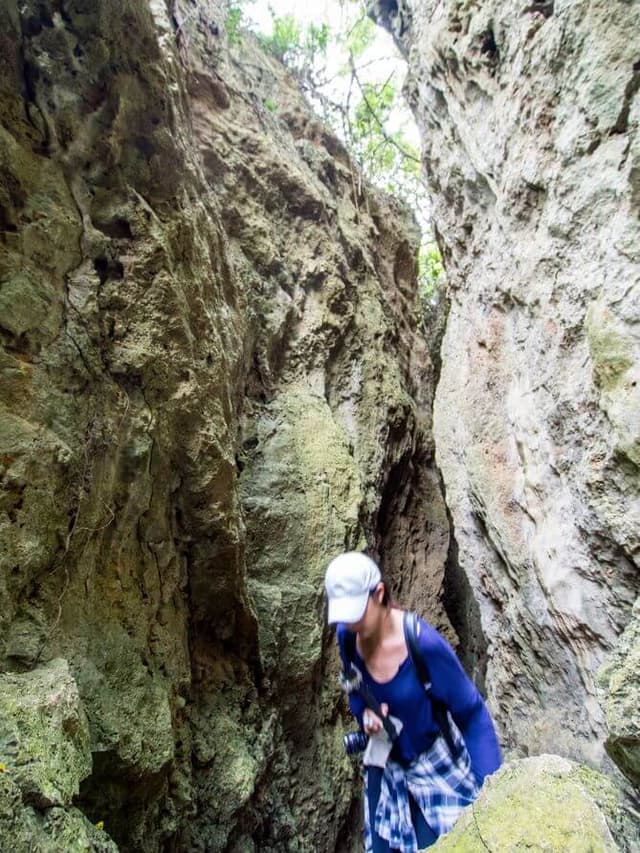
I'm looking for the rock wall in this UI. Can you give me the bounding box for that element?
[598,598,640,790]
[373,0,640,772]
[185,19,448,851]
[0,0,444,849]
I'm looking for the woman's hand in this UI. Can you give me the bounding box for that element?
[363,703,389,735]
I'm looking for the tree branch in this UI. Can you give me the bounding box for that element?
[349,55,421,165]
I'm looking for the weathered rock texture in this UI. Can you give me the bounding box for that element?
[0,0,443,849]
[373,0,640,772]
[435,754,636,852]
[0,659,91,808]
[598,597,640,789]
[0,770,119,853]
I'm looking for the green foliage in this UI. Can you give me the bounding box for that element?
[226,5,245,45]
[260,14,301,61]
[343,77,424,215]
[352,80,396,170]
[307,22,330,58]
[222,0,254,45]
[418,243,446,302]
[259,16,330,80]
[342,15,376,60]
[355,79,395,125]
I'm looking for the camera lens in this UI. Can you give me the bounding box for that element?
[343,730,368,755]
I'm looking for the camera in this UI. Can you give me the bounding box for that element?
[339,664,362,695]
[343,730,368,755]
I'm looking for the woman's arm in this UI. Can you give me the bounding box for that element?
[418,619,502,784]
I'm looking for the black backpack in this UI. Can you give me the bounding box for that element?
[339,611,460,759]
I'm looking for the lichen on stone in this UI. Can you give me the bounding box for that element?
[434,756,626,852]
[0,659,92,808]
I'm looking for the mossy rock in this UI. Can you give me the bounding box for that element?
[0,771,118,852]
[0,659,92,807]
[241,386,364,679]
[585,304,634,393]
[584,302,640,465]
[597,598,640,788]
[433,755,624,852]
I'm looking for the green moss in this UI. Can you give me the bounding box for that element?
[435,756,618,852]
[240,386,364,678]
[74,633,175,776]
[586,304,634,392]
[0,660,92,807]
[597,600,640,789]
[0,772,119,852]
[209,718,258,819]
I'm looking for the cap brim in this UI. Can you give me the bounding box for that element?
[327,592,369,625]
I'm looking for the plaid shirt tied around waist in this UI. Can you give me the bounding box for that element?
[364,718,479,853]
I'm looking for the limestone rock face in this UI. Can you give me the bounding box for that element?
[598,597,640,788]
[0,659,118,850]
[0,0,442,849]
[373,0,640,768]
[184,23,446,850]
[435,755,634,852]
[0,772,118,853]
[0,659,91,807]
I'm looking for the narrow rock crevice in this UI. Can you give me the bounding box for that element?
[2,0,640,849]
[441,500,488,694]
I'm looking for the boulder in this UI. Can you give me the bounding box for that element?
[0,772,119,852]
[434,755,633,852]
[0,659,92,807]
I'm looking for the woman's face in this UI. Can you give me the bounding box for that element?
[344,583,385,636]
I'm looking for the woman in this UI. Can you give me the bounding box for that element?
[325,551,502,852]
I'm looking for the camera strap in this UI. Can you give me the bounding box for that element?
[338,632,398,743]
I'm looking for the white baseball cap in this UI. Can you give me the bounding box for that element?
[324,552,382,624]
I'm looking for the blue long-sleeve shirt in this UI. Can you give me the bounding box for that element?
[337,617,502,784]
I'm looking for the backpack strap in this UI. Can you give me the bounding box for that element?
[403,611,461,759]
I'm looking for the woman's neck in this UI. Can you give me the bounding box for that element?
[359,605,397,655]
